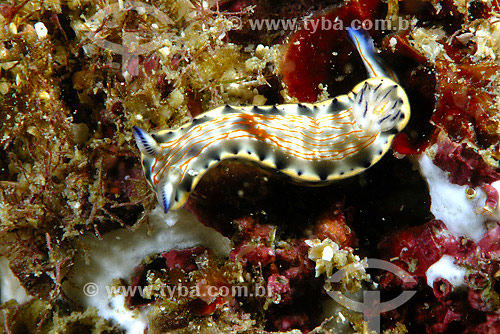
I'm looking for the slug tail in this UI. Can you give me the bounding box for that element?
[133,126,161,157]
[157,181,176,213]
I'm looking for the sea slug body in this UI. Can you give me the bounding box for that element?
[133,28,411,213]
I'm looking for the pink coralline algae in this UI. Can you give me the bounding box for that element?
[229,216,321,332]
[379,219,500,333]
[127,246,235,317]
[229,219,277,267]
[432,137,500,188]
[313,204,358,249]
[162,247,207,273]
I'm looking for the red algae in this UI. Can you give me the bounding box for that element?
[312,203,357,248]
[432,61,500,148]
[282,0,383,102]
[433,136,500,187]
[162,247,208,273]
[379,219,500,332]
[379,220,461,281]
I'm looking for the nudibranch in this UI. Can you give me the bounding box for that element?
[133,28,410,213]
